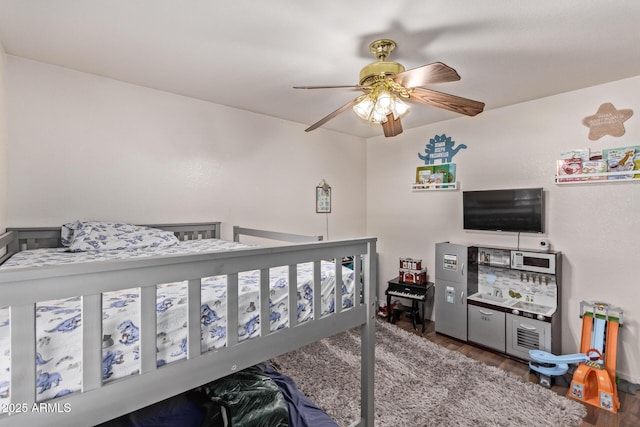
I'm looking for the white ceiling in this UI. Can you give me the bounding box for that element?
[1,0,639,138]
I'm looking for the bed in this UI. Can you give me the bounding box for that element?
[0,222,377,426]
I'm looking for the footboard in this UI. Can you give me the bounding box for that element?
[0,226,376,427]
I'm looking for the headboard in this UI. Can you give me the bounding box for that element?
[0,222,221,265]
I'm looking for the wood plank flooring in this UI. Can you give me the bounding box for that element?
[391,315,640,427]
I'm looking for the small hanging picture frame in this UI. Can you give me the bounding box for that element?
[316,180,331,213]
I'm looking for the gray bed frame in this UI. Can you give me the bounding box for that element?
[0,223,377,426]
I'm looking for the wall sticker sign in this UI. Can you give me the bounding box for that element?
[418,134,467,164]
[582,102,633,140]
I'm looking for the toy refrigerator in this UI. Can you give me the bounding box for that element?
[434,243,478,341]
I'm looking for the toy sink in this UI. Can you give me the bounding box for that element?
[469,292,508,304]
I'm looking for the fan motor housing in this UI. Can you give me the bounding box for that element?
[359,61,405,86]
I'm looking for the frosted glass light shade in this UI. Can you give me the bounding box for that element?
[353,96,375,121]
[353,92,410,124]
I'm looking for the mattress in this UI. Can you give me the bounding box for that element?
[0,239,355,404]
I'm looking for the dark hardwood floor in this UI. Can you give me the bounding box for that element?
[391,314,640,427]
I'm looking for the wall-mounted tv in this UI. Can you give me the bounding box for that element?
[463,188,544,233]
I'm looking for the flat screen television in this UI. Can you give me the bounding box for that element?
[463,188,543,233]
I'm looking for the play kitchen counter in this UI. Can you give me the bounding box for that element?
[435,243,562,361]
[467,293,555,319]
[467,294,556,358]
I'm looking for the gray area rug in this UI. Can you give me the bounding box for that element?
[271,319,586,426]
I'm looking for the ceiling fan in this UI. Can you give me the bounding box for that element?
[294,39,485,137]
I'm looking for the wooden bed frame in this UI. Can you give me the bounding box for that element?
[0,222,377,427]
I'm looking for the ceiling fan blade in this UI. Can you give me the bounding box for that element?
[304,98,360,132]
[294,85,366,90]
[409,87,485,116]
[381,114,403,137]
[392,62,461,88]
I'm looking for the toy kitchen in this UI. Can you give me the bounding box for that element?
[435,243,562,361]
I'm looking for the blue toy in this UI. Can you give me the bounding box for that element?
[529,349,598,379]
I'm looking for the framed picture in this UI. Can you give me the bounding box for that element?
[316,185,331,213]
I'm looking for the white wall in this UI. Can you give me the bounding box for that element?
[5,53,639,382]
[6,57,367,241]
[366,75,640,383]
[0,41,7,236]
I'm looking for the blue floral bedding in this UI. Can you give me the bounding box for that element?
[61,220,180,252]
[0,239,355,406]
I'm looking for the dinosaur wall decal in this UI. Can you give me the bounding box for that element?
[418,134,467,165]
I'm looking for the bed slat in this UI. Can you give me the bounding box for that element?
[288,264,298,328]
[226,273,239,348]
[82,294,102,391]
[0,231,16,265]
[334,259,342,314]
[313,261,321,320]
[360,240,377,424]
[140,285,157,374]
[10,304,36,406]
[259,268,270,338]
[355,255,363,306]
[187,279,201,359]
[146,223,221,240]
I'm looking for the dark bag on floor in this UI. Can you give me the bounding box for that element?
[198,365,289,427]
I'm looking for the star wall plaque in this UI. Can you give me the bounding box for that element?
[582,102,633,140]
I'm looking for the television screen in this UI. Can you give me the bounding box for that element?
[463,188,543,233]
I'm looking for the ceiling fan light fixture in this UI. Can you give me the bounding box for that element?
[353,90,409,124]
[391,97,410,120]
[376,91,392,108]
[353,95,375,121]
[371,104,389,123]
